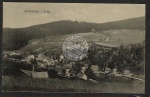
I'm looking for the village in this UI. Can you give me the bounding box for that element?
[2,41,145,82]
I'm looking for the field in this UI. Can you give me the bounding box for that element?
[2,76,144,93]
[16,29,144,54]
[102,29,145,46]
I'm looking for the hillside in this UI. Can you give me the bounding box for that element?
[17,29,144,54]
[95,16,145,31]
[3,16,145,50]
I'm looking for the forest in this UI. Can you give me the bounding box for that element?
[86,42,144,75]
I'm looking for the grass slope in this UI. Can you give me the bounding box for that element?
[2,76,144,93]
[19,29,144,53]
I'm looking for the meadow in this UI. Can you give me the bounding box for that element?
[2,76,144,93]
[16,29,144,54]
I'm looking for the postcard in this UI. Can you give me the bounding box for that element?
[2,3,145,93]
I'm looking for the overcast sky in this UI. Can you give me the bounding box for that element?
[3,3,145,28]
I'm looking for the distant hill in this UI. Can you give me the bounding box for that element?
[3,16,145,50]
[95,16,145,31]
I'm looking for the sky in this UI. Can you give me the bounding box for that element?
[3,3,145,28]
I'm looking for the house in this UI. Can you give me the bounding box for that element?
[23,54,35,64]
[111,68,122,77]
[113,68,117,73]
[23,58,31,64]
[59,54,64,61]
[92,28,96,33]
[44,59,56,66]
[123,70,133,76]
[9,52,20,56]
[43,59,49,63]
[21,69,49,78]
[65,69,71,77]
[36,54,51,62]
[2,53,8,58]
[37,53,45,58]
[105,67,111,73]
[62,63,72,69]
[77,66,88,80]
[91,65,99,71]
[10,52,17,56]
[37,62,46,67]
[84,64,89,68]
[81,67,87,71]
[32,72,49,78]
[37,58,55,67]
[27,55,35,60]
[55,65,62,71]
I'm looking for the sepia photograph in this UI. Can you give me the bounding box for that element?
[2,3,145,93]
